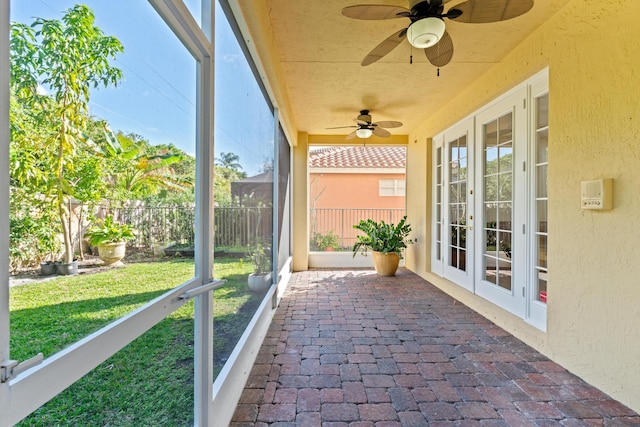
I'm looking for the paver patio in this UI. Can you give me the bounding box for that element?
[231,269,640,426]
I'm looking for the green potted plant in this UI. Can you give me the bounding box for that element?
[352,216,414,276]
[84,215,136,265]
[312,230,340,251]
[248,241,272,292]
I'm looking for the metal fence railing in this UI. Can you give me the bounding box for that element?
[310,208,406,250]
[115,206,272,249]
[113,206,403,252]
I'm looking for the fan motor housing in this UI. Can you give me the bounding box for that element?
[407,17,445,49]
[358,110,372,123]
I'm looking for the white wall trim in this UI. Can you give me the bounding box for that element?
[309,251,406,269]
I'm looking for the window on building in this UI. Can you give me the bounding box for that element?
[379,179,406,196]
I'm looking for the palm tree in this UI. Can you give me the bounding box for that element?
[215,152,243,172]
[100,130,193,206]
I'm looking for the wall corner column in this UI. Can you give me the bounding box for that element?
[292,132,309,271]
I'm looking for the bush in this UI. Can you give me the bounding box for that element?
[9,212,60,271]
[352,216,414,258]
[311,230,340,251]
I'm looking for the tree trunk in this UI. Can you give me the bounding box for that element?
[57,120,73,264]
[78,202,85,261]
[58,194,73,264]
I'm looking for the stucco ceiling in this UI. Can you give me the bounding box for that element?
[233,0,565,139]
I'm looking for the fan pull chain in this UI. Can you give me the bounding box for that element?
[437,68,440,77]
[410,53,413,64]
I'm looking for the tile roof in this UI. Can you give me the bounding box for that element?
[309,146,406,169]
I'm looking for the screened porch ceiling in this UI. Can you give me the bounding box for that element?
[232,0,565,140]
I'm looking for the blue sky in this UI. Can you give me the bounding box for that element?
[11,1,275,176]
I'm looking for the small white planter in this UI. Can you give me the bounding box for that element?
[248,272,272,292]
[98,242,127,266]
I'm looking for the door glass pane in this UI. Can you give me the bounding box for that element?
[485,204,497,231]
[537,164,548,198]
[450,183,459,203]
[498,231,512,260]
[498,113,513,144]
[485,175,498,202]
[9,0,197,381]
[498,202,512,232]
[483,114,513,291]
[538,235,547,268]
[457,248,467,272]
[498,146,513,172]
[498,175,513,201]
[459,158,467,179]
[537,129,548,163]
[537,95,549,128]
[537,200,548,232]
[484,121,497,147]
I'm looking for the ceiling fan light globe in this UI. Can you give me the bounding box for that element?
[356,128,373,138]
[407,17,445,49]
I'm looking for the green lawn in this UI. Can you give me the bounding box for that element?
[11,257,261,426]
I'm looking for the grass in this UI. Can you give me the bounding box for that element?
[11,257,261,426]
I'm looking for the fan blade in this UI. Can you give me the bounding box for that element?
[372,127,391,138]
[362,28,407,66]
[373,121,403,129]
[425,30,454,67]
[354,119,369,125]
[451,0,534,23]
[326,125,357,129]
[342,5,410,20]
[346,130,358,140]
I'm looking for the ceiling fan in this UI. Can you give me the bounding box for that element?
[342,0,534,68]
[327,110,403,139]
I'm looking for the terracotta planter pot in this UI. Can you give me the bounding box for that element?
[372,251,400,276]
[97,242,127,265]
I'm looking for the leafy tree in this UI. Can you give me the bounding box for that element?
[213,167,234,207]
[10,5,123,264]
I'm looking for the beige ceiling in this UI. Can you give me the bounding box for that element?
[233,0,565,139]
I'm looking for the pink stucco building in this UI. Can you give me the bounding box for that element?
[309,146,407,249]
[309,146,406,209]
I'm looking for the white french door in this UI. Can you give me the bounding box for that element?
[441,120,475,292]
[432,69,548,327]
[474,87,527,317]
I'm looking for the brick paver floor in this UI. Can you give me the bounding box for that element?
[231,269,640,426]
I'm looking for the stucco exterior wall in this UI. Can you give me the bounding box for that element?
[405,0,640,411]
[310,172,405,209]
